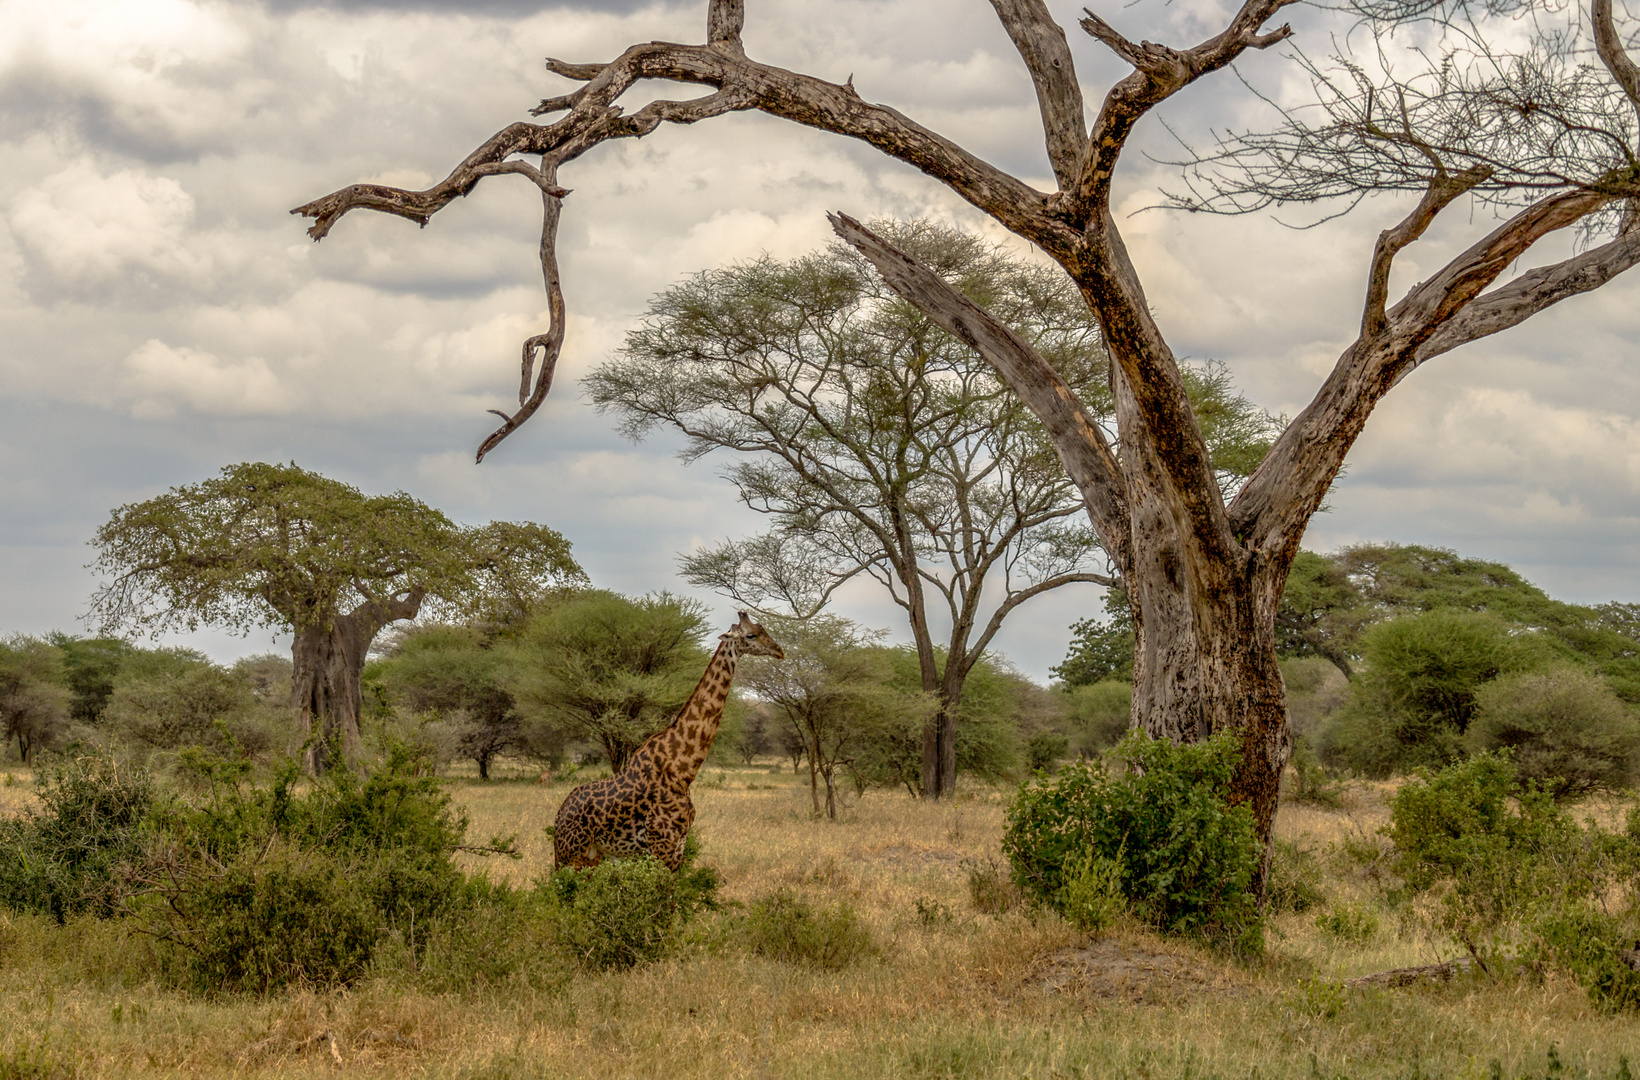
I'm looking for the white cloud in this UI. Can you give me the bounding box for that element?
[122,339,291,419]
[8,162,210,293]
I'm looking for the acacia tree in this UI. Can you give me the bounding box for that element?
[90,462,584,773]
[592,223,1110,799]
[737,616,932,819]
[293,0,1640,863]
[590,223,1274,798]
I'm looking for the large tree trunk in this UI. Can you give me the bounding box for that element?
[291,592,422,774]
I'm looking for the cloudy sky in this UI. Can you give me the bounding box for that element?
[2,0,1637,680]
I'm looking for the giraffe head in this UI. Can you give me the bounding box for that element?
[724,611,785,658]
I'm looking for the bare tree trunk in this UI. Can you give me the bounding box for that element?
[291,592,423,775]
[291,618,371,775]
[807,729,822,816]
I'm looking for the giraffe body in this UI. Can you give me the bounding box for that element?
[552,613,783,871]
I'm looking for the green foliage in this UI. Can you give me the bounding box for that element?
[544,847,718,971]
[1052,589,1135,687]
[1531,907,1640,1013]
[135,746,477,991]
[0,635,73,762]
[1469,668,1640,798]
[1003,732,1262,945]
[1386,754,1633,946]
[1061,679,1132,754]
[1057,850,1126,932]
[740,616,932,814]
[741,890,876,970]
[90,462,571,637]
[372,624,554,778]
[1315,903,1380,942]
[1025,731,1069,773]
[102,649,256,753]
[510,589,709,771]
[1323,609,1555,776]
[45,634,138,724]
[0,755,157,919]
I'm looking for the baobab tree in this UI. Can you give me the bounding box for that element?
[293,0,1640,862]
[91,462,584,773]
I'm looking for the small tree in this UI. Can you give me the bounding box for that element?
[510,591,709,772]
[102,648,255,754]
[738,616,931,819]
[89,462,584,773]
[1323,609,1557,774]
[0,636,72,763]
[1470,668,1640,798]
[373,624,537,780]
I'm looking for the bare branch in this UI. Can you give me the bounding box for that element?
[707,0,746,53]
[989,0,1087,191]
[1362,164,1492,339]
[1415,225,1640,359]
[478,173,566,463]
[828,213,1130,560]
[1593,0,1640,129]
[1075,0,1299,210]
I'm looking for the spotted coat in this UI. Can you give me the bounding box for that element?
[552,612,784,871]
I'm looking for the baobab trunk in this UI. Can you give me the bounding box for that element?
[290,593,422,774]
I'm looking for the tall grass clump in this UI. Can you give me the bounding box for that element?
[1003,731,1261,948]
[741,890,876,970]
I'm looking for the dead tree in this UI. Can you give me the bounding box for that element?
[293,0,1640,868]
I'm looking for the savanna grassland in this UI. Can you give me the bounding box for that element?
[0,761,1634,1080]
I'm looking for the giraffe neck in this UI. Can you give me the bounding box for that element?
[659,637,739,786]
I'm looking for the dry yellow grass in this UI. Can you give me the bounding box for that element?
[0,761,1636,1079]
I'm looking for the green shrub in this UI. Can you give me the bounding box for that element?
[743,891,876,969]
[135,747,475,991]
[1025,731,1069,774]
[1531,906,1640,1013]
[1469,668,1640,798]
[1057,851,1125,932]
[1266,839,1325,914]
[1003,732,1261,946]
[0,755,157,920]
[1323,610,1554,776]
[1063,681,1132,755]
[1386,753,1631,942]
[545,848,719,971]
[1315,903,1379,942]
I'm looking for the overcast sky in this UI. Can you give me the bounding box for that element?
[2,0,1637,681]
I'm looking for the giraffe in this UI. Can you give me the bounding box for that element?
[551,611,784,871]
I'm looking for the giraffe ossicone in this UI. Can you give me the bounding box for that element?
[551,611,784,871]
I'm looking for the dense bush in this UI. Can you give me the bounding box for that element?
[1322,609,1554,776]
[1061,680,1131,755]
[1386,754,1636,948]
[1468,668,1639,798]
[741,890,876,969]
[133,747,480,991]
[1531,906,1640,1013]
[1003,732,1261,946]
[0,755,157,919]
[544,843,719,971]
